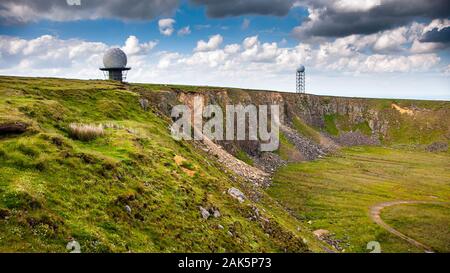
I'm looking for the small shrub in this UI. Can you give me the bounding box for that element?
[68,123,104,141]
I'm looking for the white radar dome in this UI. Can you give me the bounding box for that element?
[103,48,127,69]
[297,65,305,73]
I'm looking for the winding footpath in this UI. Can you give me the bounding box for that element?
[369,200,447,253]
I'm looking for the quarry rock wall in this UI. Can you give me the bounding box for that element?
[135,86,449,183]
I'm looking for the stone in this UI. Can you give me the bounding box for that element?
[213,209,221,218]
[139,98,149,111]
[426,142,448,152]
[227,187,246,203]
[125,205,132,214]
[199,206,210,220]
[313,229,330,239]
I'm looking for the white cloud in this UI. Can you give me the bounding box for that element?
[0,31,448,100]
[410,40,445,54]
[178,26,191,36]
[122,35,157,55]
[194,34,223,52]
[423,18,450,33]
[182,50,228,68]
[0,34,158,79]
[158,18,176,36]
[157,52,181,69]
[224,44,241,54]
[373,27,408,52]
[243,36,258,49]
[361,53,440,73]
[0,35,107,71]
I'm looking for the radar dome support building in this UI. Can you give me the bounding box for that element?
[100,48,131,82]
[296,65,305,94]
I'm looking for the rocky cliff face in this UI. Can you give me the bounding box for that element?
[135,85,450,185]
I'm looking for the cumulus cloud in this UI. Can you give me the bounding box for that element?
[191,0,295,18]
[122,36,157,55]
[410,40,446,54]
[0,35,106,80]
[158,18,176,36]
[0,34,158,79]
[224,44,241,54]
[0,32,448,98]
[194,34,223,52]
[161,32,444,75]
[0,28,445,78]
[157,52,181,69]
[372,27,409,52]
[409,19,450,52]
[0,0,179,24]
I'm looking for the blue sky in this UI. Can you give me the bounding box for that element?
[1,2,306,50]
[0,0,449,99]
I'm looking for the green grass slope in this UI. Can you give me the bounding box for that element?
[269,146,450,253]
[382,203,450,253]
[0,76,322,253]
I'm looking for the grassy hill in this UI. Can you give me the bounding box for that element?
[0,76,448,253]
[0,76,323,253]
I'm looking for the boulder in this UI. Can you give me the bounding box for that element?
[313,229,330,239]
[0,121,28,135]
[227,187,246,203]
[199,206,210,219]
[124,205,132,214]
[213,209,221,218]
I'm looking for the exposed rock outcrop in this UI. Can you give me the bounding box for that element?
[228,187,246,203]
[0,121,28,136]
[333,131,380,146]
[426,142,448,152]
[281,125,326,161]
[136,87,449,189]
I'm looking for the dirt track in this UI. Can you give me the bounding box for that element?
[369,200,447,253]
